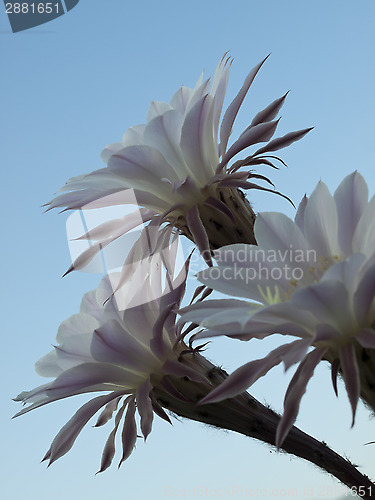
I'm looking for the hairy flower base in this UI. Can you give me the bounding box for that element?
[154,352,375,497]
[174,187,256,252]
[198,188,257,249]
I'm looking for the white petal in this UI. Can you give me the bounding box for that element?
[255,212,310,254]
[334,171,368,255]
[291,280,352,332]
[352,194,375,257]
[146,100,172,122]
[180,95,218,184]
[170,86,194,114]
[35,351,64,378]
[304,181,341,258]
[56,313,100,344]
[143,110,187,179]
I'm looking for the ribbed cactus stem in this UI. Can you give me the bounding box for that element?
[154,352,375,498]
[175,188,256,250]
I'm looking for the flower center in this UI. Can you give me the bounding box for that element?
[257,285,285,305]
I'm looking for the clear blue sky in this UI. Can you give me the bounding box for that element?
[2,1,375,499]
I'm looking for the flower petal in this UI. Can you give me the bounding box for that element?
[250,92,289,127]
[339,343,360,426]
[220,55,269,156]
[253,128,313,156]
[199,343,294,405]
[45,392,124,466]
[119,395,138,466]
[303,181,341,258]
[136,378,154,441]
[186,205,212,266]
[96,396,130,473]
[276,347,326,448]
[180,94,218,183]
[91,320,154,370]
[334,171,368,255]
[94,396,122,427]
[219,119,279,170]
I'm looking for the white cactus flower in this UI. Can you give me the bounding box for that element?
[179,172,375,446]
[46,54,311,270]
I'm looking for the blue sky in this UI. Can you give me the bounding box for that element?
[2,1,375,499]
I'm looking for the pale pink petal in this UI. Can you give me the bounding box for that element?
[254,212,309,254]
[179,299,251,326]
[96,396,130,473]
[74,208,154,242]
[186,205,212,266]
[136,378,154,440]
[219,119,279,170]
[109,145,179,190]
[119,396,138,466]
[292,281,350,331]
[62,239,113,277]
[339,343,360,426]
[353,259,375,325]
[334,171,368,255]
[198,343,294,405]
[276,347,326,448]
[352,195,375,256]
[303,181,341,257]
[35,351,63,378]
[143,110,186,178]
[220,55,269,156]
[217,179,294,205]
[121,124,146,146]
[45,392,123,466]
[211,54,231,139]
[253,128,313,156]
[100,142,125,163]
[150,394,172,424]
[250,92,289,127]
[281,339,312,371]
[185,78,211,114]
[46,362,142,398]
[94,396,122,427]
[170,86,194,114]
[294,194,308,233]
[80,289,103,320]
[146,100,173,122]
[180,94,218,182]
[91,320,154,369]
[13,383,51,405]
[322,253,365,291]
[150,302,174,358]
